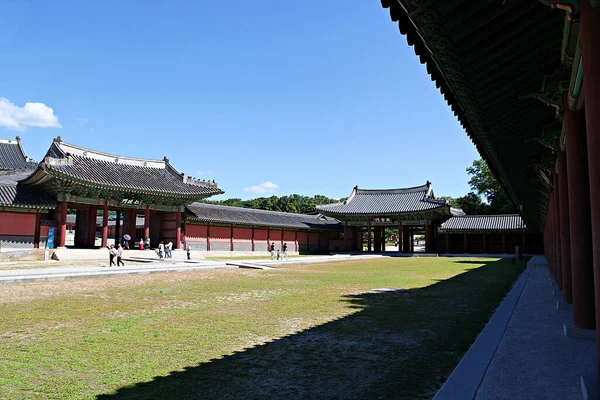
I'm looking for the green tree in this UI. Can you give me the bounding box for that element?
[205,194,339,214]
[466,159,517,214]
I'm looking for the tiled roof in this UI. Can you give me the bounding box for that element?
[0,171,55,208]
[0,137,30,170]
[316,182,450,216]
[185,202,341,230]
[23,138,223,197]
[439,214,527,232]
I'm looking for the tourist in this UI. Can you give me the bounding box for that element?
[123,237,129,250]
[167,241,173,258]
[117,243,125,266]
[108,244,116,266]
[270,242,276,260]
[139,239,144,250]
[145,237,150,250]
[158,241,164,258]
[186,243,191,260]
[282,242,288,261]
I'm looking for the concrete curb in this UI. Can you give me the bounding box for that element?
[433,265,532,400]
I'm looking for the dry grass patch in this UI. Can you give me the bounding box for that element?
[0,257,525,399]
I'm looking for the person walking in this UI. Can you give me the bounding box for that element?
[270,242,276,260]
[158,241,164,259]
[282,242,288,261]
[117,243,125,266]
[139,239,144,250]
[186,243,191,260]
[167,241,173,258]
[145,237,151,251]
[108,244,116,266]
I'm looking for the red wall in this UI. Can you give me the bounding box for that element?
[233,227,252,241]
[185,224,207,241]
[210,226,231,243]
[254,229,268,241]
[0,212,36,236]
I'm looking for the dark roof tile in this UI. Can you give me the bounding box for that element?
[316,182,449,216]
[0,137,30,170]
[439,214,526,232]
[185,202,341,230]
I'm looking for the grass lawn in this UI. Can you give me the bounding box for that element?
[0,257,525,399]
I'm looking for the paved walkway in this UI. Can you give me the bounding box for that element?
[0,253,389,283]
[435,256,597,399]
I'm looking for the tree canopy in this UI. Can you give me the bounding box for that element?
[204,194,339,214]
[205,159,516,216]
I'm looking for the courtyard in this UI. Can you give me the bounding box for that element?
[0,257,524,399]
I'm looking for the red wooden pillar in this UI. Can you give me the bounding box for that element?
[344,222,349,251]
[143,207,150,243]
[34,210,41,249]
[267,227,270,250]
[402,225,412,253]
[101,203,109,248]
[230,225,234,251]
[367,222,372,252]
[463,232,469,254]
[553,172,563,288]
[294,230,298,252]
[580,0,600,373]
[87,206,97,247]
[206,224,211,251]
[58,200,67,248]
[397,223,402,252]
[251,227,255,252]
[445,233,450,254]
[557,147,572,303]
[565,99,595,328]
[281,229,284,252]
[482,233,488,254]
[174,211,181,249]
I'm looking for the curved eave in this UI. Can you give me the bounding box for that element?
[41,166,222,198]
[184,216,339,230]
[380,0,563,231]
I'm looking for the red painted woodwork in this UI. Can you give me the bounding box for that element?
[557,149,572,303]
[0,212,36,236]
[185,224,207,240]
[102,203,109,248]
[552,174,563,288]
[296,231,308,245]
[233,227,253,241]
[142,208,150,242]
[40,225,50,238]
[209,226,231,242]
[579,0,600,374]
[565,102,594,328]
[254,229,268,241]
[58,200,67,247]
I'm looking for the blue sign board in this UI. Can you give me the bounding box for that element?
[47,227,55,249]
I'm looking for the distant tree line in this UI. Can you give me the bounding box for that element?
[206,159,516,216]
[204,194,340,214]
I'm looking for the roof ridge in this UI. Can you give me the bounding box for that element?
[194,202,315,218]
[54,137,167,166]
[355,184,430,194]
[451,214,522,218]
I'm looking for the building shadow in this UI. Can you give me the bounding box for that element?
[97,258,523,400]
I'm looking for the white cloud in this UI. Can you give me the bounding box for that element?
[244,181,279,194]
[0,97,62,131]
[197,169,214,176]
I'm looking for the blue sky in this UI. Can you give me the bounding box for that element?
[0,0,480,201]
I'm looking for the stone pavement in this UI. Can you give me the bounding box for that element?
[435,256,597,400]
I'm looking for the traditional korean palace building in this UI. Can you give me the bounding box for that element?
[0,135,540,254]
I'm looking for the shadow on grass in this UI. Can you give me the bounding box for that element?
[97,258,525,400]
